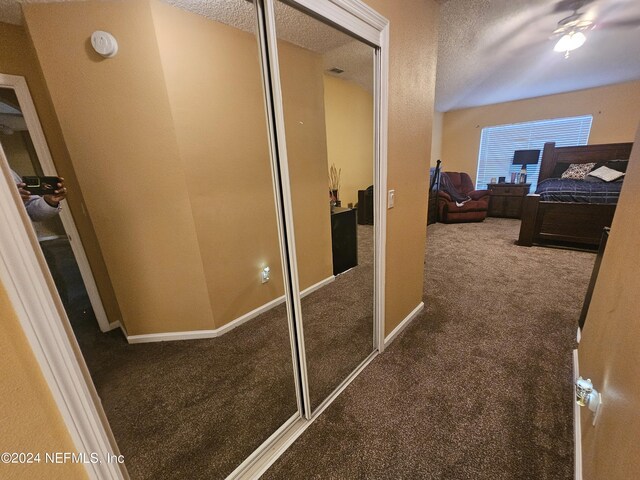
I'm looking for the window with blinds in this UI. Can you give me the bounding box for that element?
[476,115,593,191]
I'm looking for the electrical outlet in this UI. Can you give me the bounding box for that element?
[388,189,395,209]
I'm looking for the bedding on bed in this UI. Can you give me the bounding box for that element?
[535,178,623,204]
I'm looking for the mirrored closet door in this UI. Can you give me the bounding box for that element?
[11,0,300,477]
[269,0,377,413]
[2,0,384,476]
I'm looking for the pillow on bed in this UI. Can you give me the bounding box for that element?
[588,166,625,182]
[594,160,628,173]
[561,162,596,180]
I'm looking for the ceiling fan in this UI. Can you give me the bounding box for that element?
[553,11,595,36]
[550,0,640,58]
[551,9,593,57]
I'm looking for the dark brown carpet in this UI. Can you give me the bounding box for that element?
[304,224,374,409]
[263,218,594,479]
[67,225,374,479]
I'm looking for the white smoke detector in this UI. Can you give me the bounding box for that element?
[91,31,118,58]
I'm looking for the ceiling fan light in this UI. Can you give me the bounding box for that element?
[568,31,587,50]
[554,32,587,53]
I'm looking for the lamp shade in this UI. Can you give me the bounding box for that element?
[513,149,540,166]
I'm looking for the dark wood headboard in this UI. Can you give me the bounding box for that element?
[538,142,634,182]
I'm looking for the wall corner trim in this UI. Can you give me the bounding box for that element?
[384,301,424,347]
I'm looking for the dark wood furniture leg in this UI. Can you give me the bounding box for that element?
[517,194,540,246]
[579,228,610,330]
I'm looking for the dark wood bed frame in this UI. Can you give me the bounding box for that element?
[517,141,633,248]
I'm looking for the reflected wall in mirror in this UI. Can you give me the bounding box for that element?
[272,0,376,411]
[1,0,299,477]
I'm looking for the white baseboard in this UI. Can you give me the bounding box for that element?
[384,301,424,347]
[126,295,285,344]
[300,274,335,297]
[573,349,583,480]
[106,320,121,332]
[125,275,335,344]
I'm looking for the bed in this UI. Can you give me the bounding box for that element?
[517,141,633,249]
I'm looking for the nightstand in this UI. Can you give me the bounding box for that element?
[487,183,531,218]
[331,207,358,275]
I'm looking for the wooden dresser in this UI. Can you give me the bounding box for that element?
[487,183,530,219]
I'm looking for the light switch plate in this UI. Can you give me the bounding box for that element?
[388,189,395,209]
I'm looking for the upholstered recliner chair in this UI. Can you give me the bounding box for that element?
[437,172,490,223]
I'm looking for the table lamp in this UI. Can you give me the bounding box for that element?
[512,149,540,183]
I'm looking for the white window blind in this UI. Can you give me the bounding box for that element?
[476,114,593,191]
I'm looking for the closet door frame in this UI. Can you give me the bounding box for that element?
[259,0,389,420]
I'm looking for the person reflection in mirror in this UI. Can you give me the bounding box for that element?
[11,169,67,221]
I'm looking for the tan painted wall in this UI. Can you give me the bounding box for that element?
[579,124,640,478]
[441,81,640,176]
[323,75,374,208]
[278,40,334,290]
[150,1,285,327]
[0,21,122,328]
[24,0,333,332]
[364,0,439,336]
[24,0,215,335]
[0,280,87,480]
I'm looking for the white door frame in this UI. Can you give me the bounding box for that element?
[0,0,388,478]
[0,73,115,333]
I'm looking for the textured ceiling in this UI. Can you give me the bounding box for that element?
[322,41,373,92]
[273,0,373,91]
[437,0,640,111]
[0,0,372,90]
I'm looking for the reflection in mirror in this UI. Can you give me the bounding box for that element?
[1,0,298,477]
[273,0,376,410]
[0,86,91,343]
[0,88,67,244]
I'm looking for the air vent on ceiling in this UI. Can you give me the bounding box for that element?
[328,67,344,74]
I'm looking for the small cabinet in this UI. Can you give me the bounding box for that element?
[331,207,358,275]
[487,183,530,218]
